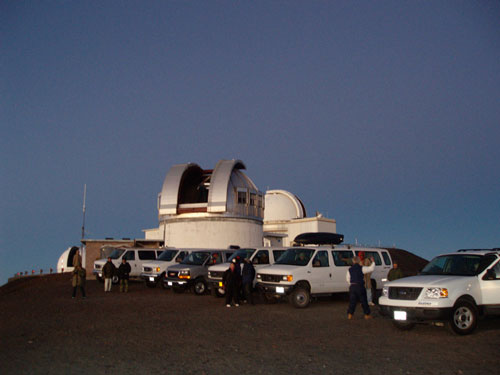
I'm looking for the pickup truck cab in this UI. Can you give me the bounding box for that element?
[255,245,392,308]
[379,249,500,335]
[165,249,234,295]
[207,247,287,297]
[93,247,162,283]
[140,248,192,288]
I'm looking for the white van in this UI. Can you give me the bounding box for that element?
[255,245,393,308]
[140,248,192,288]
[207,247,287,297]
[93,247,162,283]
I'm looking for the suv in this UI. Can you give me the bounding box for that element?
[140,248,192,288]
[255,245,393,308]
[207,247,287,297]
[165,249,234,295]
[379,249,500,335]
[93,247,162,283]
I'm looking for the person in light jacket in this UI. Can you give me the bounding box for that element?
[346,256,375,319]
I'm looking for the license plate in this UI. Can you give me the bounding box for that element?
[149,277,155,282]
[168,281,173,286]
[276,286,285,294]
[394,311,407,320]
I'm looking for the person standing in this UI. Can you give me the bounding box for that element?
[118,258,131,293]
[363,257,375,306]
[72,265,86,298]
[223,260,241,307]
[387,262,404,281]
[72,249,82,268]
[241,258,255,305]
[102,257,116,292]
[346,256,375,319]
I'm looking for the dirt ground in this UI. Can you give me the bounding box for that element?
[1,274,499,375]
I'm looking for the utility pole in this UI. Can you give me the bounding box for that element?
[81,184,86,239]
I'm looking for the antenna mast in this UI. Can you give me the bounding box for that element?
[81,184,86,239]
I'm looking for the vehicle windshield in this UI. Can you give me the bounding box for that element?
[109,249,125,259]
[181,251,210,265]
[228,248,256,262]
[420,254,496,276]
[158,249,178,261]
[275,248,314,266]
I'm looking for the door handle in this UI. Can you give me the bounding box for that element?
[307,271,311,273]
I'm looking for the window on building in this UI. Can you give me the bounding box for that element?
[237,191,247,204]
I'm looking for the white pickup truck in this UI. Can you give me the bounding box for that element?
[379,249,500,335]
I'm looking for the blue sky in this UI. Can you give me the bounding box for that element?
[2,1,499,285]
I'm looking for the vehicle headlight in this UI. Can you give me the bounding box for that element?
[256,274,261,279]
[281,275,293,282]
[178,269,191,279]
[208,271,212,277]
[382,286,388,297]
[425,287,448,298]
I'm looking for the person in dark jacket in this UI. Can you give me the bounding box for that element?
[346,256,375,319]
[241,258,255,304]
[118,258,131,293]
[387,262,404,281]
[72,265,86,298]
[223,260,241,307]
[102,257,116,292]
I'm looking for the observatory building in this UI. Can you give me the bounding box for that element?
[144,159,336,248]
[144,159,264,247]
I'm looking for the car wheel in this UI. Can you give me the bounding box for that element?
[448,301,478,335]
[211,287,225,297]
[290,288,310,308]
[392,320,416,331]
[193,279,207,295]
[160,275,168,290]
[112,275,119,284]
[145,280,157,288]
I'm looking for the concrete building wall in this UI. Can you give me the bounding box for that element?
[158,216,263,248]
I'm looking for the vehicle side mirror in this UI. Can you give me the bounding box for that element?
[483,269,496,280]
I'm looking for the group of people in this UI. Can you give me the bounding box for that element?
[222,257,255,307]
[346,253,404,319]
[101,257,131,293]
[70,251,132,298]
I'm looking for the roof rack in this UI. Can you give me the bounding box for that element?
[456,249,492,252]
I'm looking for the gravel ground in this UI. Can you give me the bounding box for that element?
[1,274,499,375]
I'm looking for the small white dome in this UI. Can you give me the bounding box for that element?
[264,190,306,222]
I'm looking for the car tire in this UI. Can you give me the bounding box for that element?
[448,300,478,335]
[290,287,310,308]
[160,275,168,290]
[392,320,416,331]
[211,287,225,297]
[112,275,119,284]
[145,280,157,288]
[193,279,207,295]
